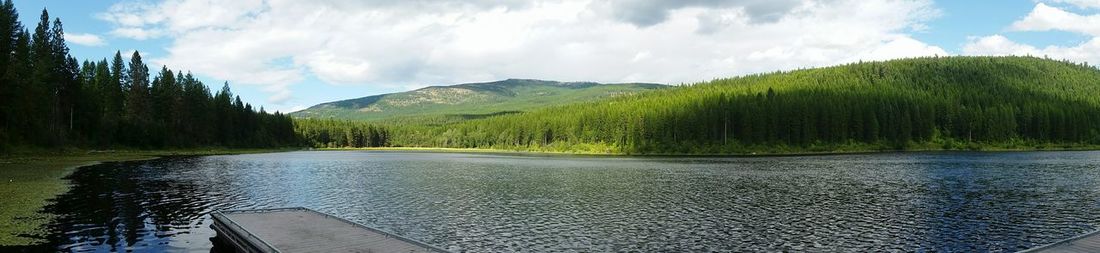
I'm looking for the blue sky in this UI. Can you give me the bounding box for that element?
[11,0,1100,112]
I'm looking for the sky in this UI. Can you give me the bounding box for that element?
[12,0,1100,113]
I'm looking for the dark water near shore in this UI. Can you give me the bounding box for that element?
[31,151,1100,252]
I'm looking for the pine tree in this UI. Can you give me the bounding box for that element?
[0,5,298,149]
[94,59,117,146]
[52,18,75,143]
[0,0,18,147]
[30,9,55,145]
[215,82,235,146]
[111,51,127,92]
[0,0,17,77]
[5,29,29,143]
[124,51,151,146]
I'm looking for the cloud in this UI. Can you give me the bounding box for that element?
[599,0,806,27]
[109,27,163,40]
[847,37,948,61]
[965,4,1100,65]
[288,104,308,112]
[964,35,1100,64]
[97,0,263,40]
[962,35,1040,56]
[65,33,106,47]
[95,1,163,27]
[1041,0,1100,9]
[304,51,374,85]
[98,0,943,104]
[1011,3,1100,36]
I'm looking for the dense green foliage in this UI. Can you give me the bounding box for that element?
[381,56,1100,154]
[0,4,296,151]
[291,79,664,121]
[295,119,390,148]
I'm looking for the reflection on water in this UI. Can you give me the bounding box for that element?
[31,151,1100,252]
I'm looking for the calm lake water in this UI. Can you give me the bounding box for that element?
[34,151,1100,252]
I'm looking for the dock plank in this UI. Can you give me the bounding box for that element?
[212,207,448,253]
[1020,230,1100,253]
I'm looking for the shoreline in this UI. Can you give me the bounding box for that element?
[0,148,298,246]
[317,145,1100,157]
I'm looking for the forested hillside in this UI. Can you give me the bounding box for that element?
[0,3,296,151]
[380,56,1100,154]
[4,3,1099,155]
[290,79,664,122]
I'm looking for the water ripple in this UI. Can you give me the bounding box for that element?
[31,151,1100,252]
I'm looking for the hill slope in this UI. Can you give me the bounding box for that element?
[376,56,1100,154]
[290,79,665,121]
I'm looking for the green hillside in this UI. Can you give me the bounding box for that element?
[290,79,665,121]
[366,56,1100,154]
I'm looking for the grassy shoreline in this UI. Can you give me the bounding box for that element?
[0,148,297,246]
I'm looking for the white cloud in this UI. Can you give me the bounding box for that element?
[965,4,1100,65]
[304,51,374,85]
[65,33,106,47]
[1011,3,1100,36]
[1041,0,1100,9]
[964,35,1100,64]
[96,1,163,27]
[109,27,163,40]
[962,35,1040,56]
[97,0,263,40]
[287,104,308,112]
[847,37,948,61]
[98,0,944,104]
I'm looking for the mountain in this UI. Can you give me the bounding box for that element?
[378,56,1100,154]
[290,79,665,121]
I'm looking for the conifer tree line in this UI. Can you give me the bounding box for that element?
[0,4,296,150]
[295,119,390,148]
[383,56,1100,154]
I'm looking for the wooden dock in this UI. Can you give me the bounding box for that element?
[1019,229,1100,253]
[211,207,450,253]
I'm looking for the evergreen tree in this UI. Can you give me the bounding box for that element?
[53,18,77,142]
[124,51,151,146]
[0,0,17,77]
[0,5,299,150]
[111,51,127,92]
[93,59,118,146]
[4,29,29,144]
[30,9,55,145]
[0,0,18,146]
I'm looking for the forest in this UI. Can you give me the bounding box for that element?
[296,119,390,148]
[0,3,296,151]
[376,56,1100,154]
[4,2,1100,154]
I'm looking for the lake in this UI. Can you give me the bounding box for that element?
[35,151,1100,252]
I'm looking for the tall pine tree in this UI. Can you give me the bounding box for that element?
[124,51,151,146]
[0,0,18,147]
[30,9,55,145]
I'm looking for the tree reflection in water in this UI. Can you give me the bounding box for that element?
[40,159,231,252]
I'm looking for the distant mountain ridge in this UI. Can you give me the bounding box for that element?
[290,79,666,121]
